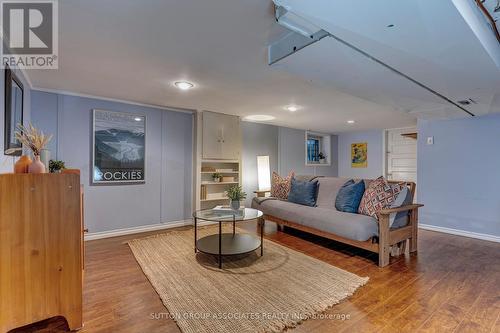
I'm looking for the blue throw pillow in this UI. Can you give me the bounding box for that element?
[287,178,319,207]
[335,180,365,213]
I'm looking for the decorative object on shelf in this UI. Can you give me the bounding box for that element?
[200,185,207,200]
[49,160,66,173]
[14,155,31,174]
[351,142,367,168]
[318,152,326,164]
[29,156,46,174]
[92,109,145,184]
[212,172,221,182]
[4,64,24,157]
[14,123,52,174]
[221,176,234,182]
[202,166,216,172]
[216,168,234,172]
[40,149,51,170]
[227,185,246,210]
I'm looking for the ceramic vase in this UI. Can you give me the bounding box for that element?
[231,200,240,210]
[40,149,51,171]
[29,155,46,174]
[14,155,32,173]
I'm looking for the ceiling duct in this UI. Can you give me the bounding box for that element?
[271,0,476,117]
[274,6,322,38]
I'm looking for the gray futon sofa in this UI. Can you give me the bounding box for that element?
[251,177,423,267]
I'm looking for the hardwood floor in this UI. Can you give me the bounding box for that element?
[13,221,500,333]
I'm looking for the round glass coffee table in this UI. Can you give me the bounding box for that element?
[193,208,264,268]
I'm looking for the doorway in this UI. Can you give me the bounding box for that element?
[384,127,417,185]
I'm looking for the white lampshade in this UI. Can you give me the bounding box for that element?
[257,155,271,191]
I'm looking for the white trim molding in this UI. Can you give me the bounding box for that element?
[31,87,196,115]
[85,220,191,241]
[419,224,500,243]
[85,219,218,241]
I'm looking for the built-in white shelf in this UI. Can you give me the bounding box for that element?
[201,159,239,163]
[201,181,239,185]
[201,171,239,174]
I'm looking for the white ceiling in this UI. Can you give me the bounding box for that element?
[25,0,416,133]
[274,0,500,119]
[25,0,499,133]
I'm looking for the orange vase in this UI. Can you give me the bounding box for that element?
[28,155,46,174]
[14,155,32,174]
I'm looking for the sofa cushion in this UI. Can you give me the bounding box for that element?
[315,177,352,209]
[252,198,378,241]
[288,178,319,207]
[335,180,365,213]
[358,177,406,219]
[390,187,413,228]
[271,171,294,200]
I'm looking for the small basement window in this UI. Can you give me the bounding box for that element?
[305,131,331,166]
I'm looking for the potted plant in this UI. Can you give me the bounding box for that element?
[14,123,52,174]
[49,160,66,173]
[318,152,326,164]
[227,185,246,210]
[212,172,221,182]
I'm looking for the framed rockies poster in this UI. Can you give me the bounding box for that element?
[92,109,145,184]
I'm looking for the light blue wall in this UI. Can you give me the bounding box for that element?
[417,115,500,237]
[0,49,32,172]
[31,90,193,233]
[278,126,338,177]
[241,123,338,205]
[241,121,279,207]
[337,130,384,179]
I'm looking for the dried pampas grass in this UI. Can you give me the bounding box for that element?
[14,123,52,156]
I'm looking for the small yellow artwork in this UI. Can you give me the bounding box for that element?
[351,143,367,168]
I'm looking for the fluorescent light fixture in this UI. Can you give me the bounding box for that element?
[347,120,355,124]
[257,155,271,191]
[134,117,142,122]
[285,105,299,112]
[174,81,194,90]
[244,115,276,121]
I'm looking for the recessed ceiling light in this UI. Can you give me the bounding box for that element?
[244,115,276,121]
[285,105,300,112]
[174,81,194,90]
[347,120,355,124]
[134,117,142,122]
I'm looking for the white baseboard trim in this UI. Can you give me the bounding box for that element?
[85,219,192,241]
[419,224,500,243]
[85,219,219,241]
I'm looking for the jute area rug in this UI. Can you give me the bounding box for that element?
[128,226,368,333]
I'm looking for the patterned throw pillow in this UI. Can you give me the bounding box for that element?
[358,176,406,219]
[271,171,295,200]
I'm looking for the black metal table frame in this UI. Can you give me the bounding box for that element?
[194,214,264,268]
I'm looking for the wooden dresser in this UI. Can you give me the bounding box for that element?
[0,174,83,332]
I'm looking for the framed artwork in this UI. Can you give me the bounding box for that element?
[92,109,145,184]
[351,142,367,168]
[4,65,24,156]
